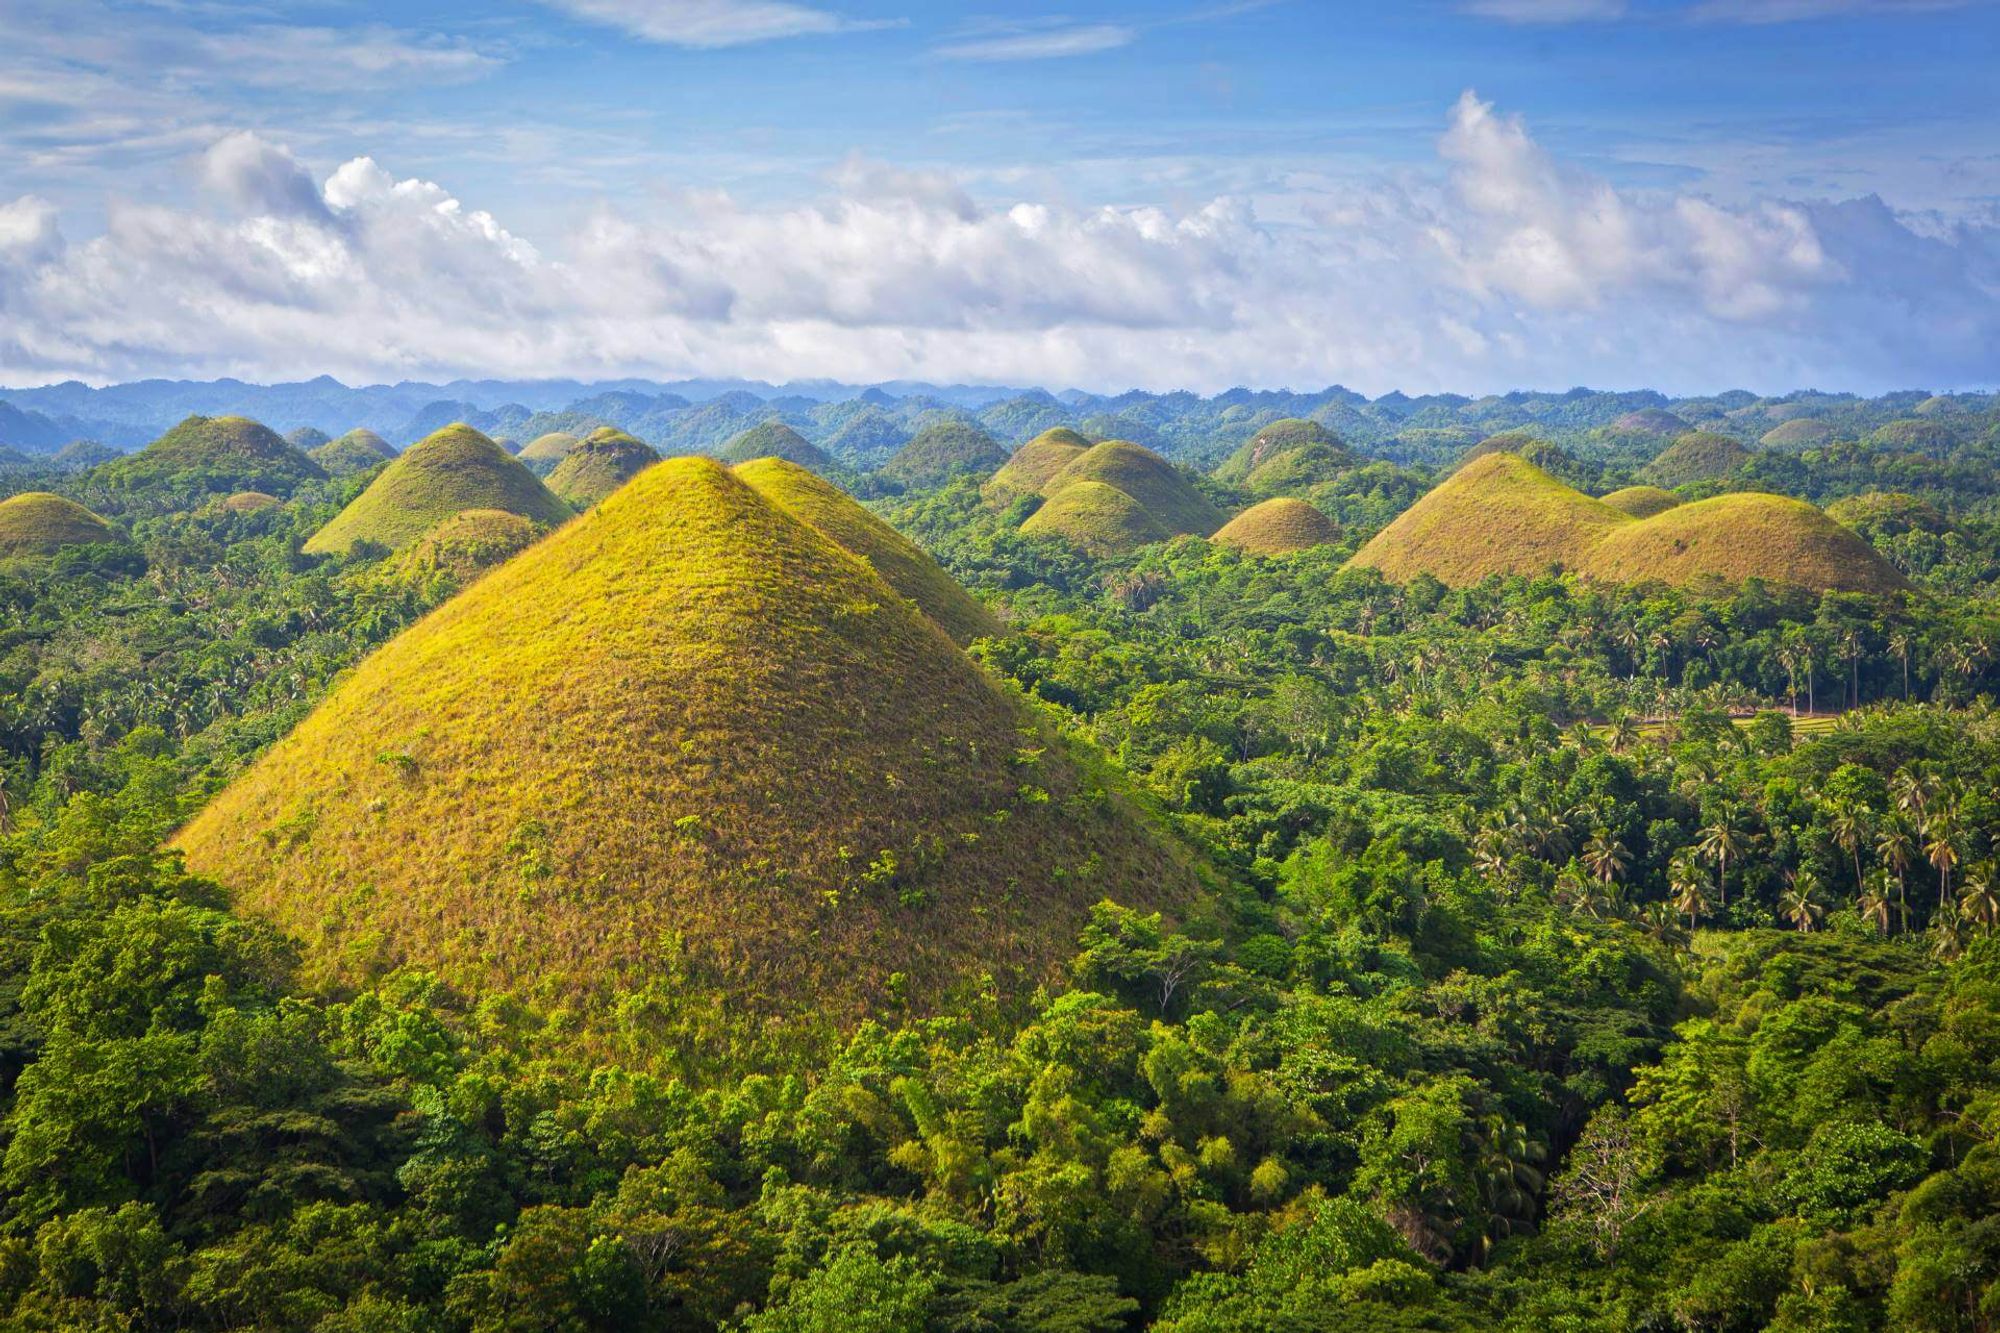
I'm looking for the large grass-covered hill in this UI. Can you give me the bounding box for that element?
[0,492,123,558]
[984,427,1090,503]
[1639,430,1752,487]
[100,415,327,496]
[718,420,835,472]
[1210,497,1339,555]
[546,429,660,508]
[880,419,1008,488]
[174,456,1198,1023]
[304,424,570,555]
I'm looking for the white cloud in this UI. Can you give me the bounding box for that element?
[0,93,1997,394]
[935,23,1139,61]
[535,0,863,46]
[1462,0,1627,21]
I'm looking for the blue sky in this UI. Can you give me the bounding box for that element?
[0,0,1996,393]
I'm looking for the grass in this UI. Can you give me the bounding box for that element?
[983,428,1089,504]
[1639,431,1751,488]
[1588,492,1909,595]
[517,432,582,475]
[1599,486,1681,518]
[221,491,282,513]
[1210,498,1339,555]
[734,457,1000,645]
[1611,408,1691,437]
[719,421,833,471]
[311,430,396,476]
[174,455,1202,1028]
[547,435,661,508]
[1760,419,1832,449]
[104,415,326,495]
[1214,419,1353,487]
[0,492,121,557]
[1019,479,1172,555]
[881,419,1008,487]
[304,424,572,556]
[1349,452,1631,586]
[1044,441,1225,537]
[389,508,543,587]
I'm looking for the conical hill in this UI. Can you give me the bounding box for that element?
[547,434,660,508]
[0,492,122,557]
[106,415,326,495]
[174,457,1200,1023]
[1211,498,1339,555]
[1599,486,1681,518]
[304,424,571,555]
[312,429,396,476]
[984,428,1089,504]
[719,421,833,471]
[734,458,999,644]
[1042,441,1224,539]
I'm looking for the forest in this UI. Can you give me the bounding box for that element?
[0,392,1996,1333]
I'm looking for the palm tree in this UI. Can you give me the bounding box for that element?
[1888,631,1912,699]
[1669,852,1710,931]
[1582,828,1631,889]
[1858,875,1893,936]
[1925,805,1962,914]
[1960,866,2000,933]
[1840,629,1863,710]
[1780,871,1825,933]
[1609,713,1641,754]
[1876,822,1916,933]
[1697,812,1747,911]
[1826,798,1871,894]
[1930,906,1968,963]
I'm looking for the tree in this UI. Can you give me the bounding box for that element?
[1959,865,2000,933]
[1858,876,1893,936]
[1582,828,1630,889]
[1779,872,1825,933]
[1697,812,1747,911]
[1669,852,1710,931]
[1876,821,1917,934]
[1826,797,1871,894]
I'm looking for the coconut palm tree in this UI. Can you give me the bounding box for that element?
[1697,812,1747,911]
[1780,872,1825,933]
[1925,804,1962,914]
[1858,876,1893,937]
[1582,828,1631,889]
[1876,821,1916,933]
[1826,797,1871,894]
[1888,630,1912,699]
[1669,852,1710,931]
[1609,713,1641,754]
[1960,866,2000,933]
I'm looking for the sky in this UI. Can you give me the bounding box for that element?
[0,0,1996,395]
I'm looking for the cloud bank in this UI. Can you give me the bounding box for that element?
[1,93,1996,394]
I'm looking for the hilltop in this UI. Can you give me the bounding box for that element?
[1349,452,1906,594]
[517,431,582,475]
[1826,490,1949,538]
[1599,486,1681,518]
[718,420,834,471]
[101,415,326,496]
[1610,408,1691,438]
[984,427,1089,503]
[0,492,122,558]
[880,419,1008,488]
[1210,497,1339,555]
[1761,419,1833,449]
[220,491,282,513]
[311,429,396,476]
[1020,480,1172,555]
[546,430,660,508]
[1349,453,1629,586]
[734,458,999,644]
[1044,441,1226,536]
[303,424,570,555]
[1640,431,1751,487]
[1215,419,1356,493]
[389,509,542,589]
[173,456,1200,1024]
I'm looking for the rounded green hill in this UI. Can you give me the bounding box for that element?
[1760,419,1833,449]
[285,427,331,450]
[106,415,326,495]
[390,508,542,587]
[1869,418,1958,455]
[1599,486,1681,518]
[517,432,583,475]
[311,429,396,476]
[221,491,282,513]
[984,428,1090,504]
[547,434,660,508]
[173,456,1200,1025]
[1044,441,1224,538]
[0,492,122,558]
[1589,493,1908,595]
[1216,419,1353,489]
[1611,409,1692,438]
[734,457,1000,644]
[1020,480,1171,556]
[881,419,1008,488]
[1825,491,1949,539]
[719,421,832,471]
[303,424,571,556]
[1211,498,1339,555]
[1349,453,1629,586]
[1639,431,1752,488]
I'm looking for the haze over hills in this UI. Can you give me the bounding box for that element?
[174,456,1199,1023]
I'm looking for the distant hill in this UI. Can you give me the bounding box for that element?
[1640,431,1751,487]
[1020,480,1172,555]
[220,491,282,513]
[1870,418,1959,455]
[984,428,1089,504]
[1215,419,1356,492]
[735,458,999,644]
[1760,419,1833,449]
[52,441,122,471]
[102,415,326,496]
[310,429,396,476]
[1044,442,1225,537]
[718,421,834,471]
[0,493,123,558]
[285,426,331,450]
[1610,408,1692,438]
[546,430,661,508]
[1599,486,1681,518]
[389,509,542,589]
[174,456,1200,1025]
[304,424,570,555]
[517,432,583,475]
[1211,498,1339,555]
[821,404,911,462]
[1350,452,1905,594]
[880,419,1008,488]
[1826,491,1950,539]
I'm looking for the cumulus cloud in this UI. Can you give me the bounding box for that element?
[0,92,1996,393]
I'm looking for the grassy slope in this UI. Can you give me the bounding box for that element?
[1215,419,1350,485]
[0,492,120,556]
[1588,493,1910,594]
[304,425,571,555]
[719,421,833,470]
[311,430,396,477]
[983,429,1088,503]
[221,492,282,513]
[1020,480,1173,556]
[1639,431,1751,487]
[106,415,326,494]
[517,432,582,475]
[1761,419,1832,449]
[1044,442,1225,537]
[734,457,1000,645]
[390,509,542,586]
[174,456,1200,1024]
[547,437,661,508]
[881,420,1008,487]
[1210,498,1339,555]
[1599,486,1682,518]
[1349,453,1632,585]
